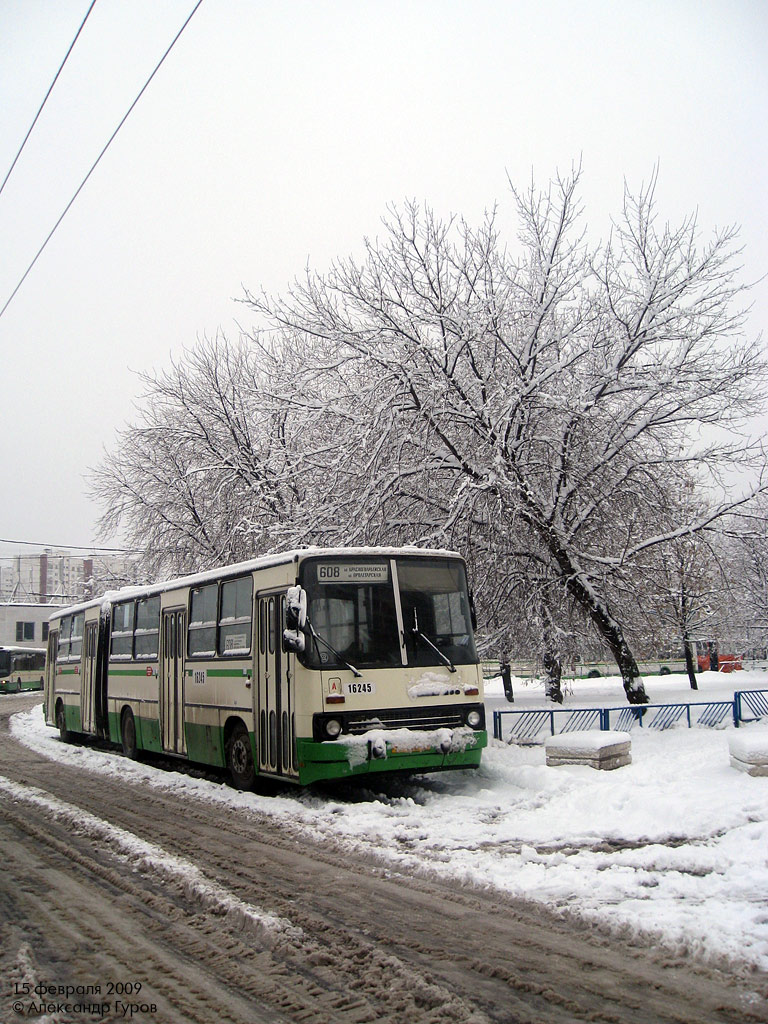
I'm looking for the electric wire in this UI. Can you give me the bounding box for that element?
[0,538,139,554]
[0,0,99,199]
[5,596,132,608]
[0,0,205,322]
[3,591,106,603]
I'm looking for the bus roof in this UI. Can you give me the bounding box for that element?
[47,545,465,621]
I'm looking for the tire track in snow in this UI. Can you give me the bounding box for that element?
[0,774,299,946]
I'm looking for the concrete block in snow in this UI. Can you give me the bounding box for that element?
[545,730,631,770]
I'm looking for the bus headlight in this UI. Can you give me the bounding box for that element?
[466,710,482,729]
[324,718,343,739]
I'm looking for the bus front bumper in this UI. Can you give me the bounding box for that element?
[295,727,487,785]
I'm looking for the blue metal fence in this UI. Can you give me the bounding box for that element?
[492,689,768,743]
[604,701,735,732]
[734,689,768,724]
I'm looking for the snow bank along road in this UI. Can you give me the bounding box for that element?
[0,695,765,1024]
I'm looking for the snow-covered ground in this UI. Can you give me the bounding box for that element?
[9,668,768,975]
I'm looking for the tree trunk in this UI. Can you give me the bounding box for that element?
[683,637,698,690]
[553,551,650,704]
[542,650,564,703]
[680,585,698,689]
[708,641,719,672]
[499,661,515,703]
[610,637,650,704]
[540,602,564,703]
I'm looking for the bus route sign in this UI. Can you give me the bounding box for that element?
[316,563,389,584]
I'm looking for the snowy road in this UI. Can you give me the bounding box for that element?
[1,692,766,1023]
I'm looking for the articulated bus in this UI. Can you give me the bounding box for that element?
[44,547,486,787]
[0,646,46,693]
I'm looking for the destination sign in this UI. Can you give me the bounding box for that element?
[316,563,389,584]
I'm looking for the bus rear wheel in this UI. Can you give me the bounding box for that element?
[121,708,139,759]
[56,703,70,743]
[227,723,255,790]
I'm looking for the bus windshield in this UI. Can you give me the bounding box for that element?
[397,558,477,668]
[300,556,477,671]
[0,651,11,676]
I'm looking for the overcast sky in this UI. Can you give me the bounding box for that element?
[1,0,766,561]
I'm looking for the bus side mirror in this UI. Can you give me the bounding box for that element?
[285,586,307,630]
[283,586,308,652]
[283,629,306,653]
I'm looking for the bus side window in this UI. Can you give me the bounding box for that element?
[135,596,160,659]
[70,613,84,659]
[189,584,217,656]
[219,577,253,656]
[59,616,72,661]
[111,601,135,660]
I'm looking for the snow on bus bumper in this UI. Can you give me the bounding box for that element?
[295,726,487,784]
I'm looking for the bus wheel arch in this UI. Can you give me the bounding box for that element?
[120,706,139,759]
[225,718,256,791]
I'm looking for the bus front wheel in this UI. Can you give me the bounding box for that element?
[227,723,255,790]
[121,709,139,759]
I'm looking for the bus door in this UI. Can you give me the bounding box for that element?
[44,629,58,725]
[255,593,297,778]
[160,608,187,755]
[81,621,99,734]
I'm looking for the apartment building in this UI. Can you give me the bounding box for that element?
[0,549,138,605]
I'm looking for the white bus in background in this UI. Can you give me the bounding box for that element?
[44,547,486,787]
[0,646,46,693]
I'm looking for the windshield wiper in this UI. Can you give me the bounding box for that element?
[409,610,456,672]
[308,623,362,677]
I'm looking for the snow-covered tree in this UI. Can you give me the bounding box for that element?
[90,334,311,577]
[718,496,768,658]
[245,170,765,703]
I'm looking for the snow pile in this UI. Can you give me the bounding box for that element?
[729,727,768,761]
[729,726,768,776]
[339,725,479,767]
[8,668,768,974]
[543,729,630,753]
[406,672,476,698]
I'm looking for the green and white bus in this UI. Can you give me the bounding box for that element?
[44,547,486,786]
[0,646,46,693]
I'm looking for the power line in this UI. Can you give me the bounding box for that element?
[0,538,140,554]
[0,0,205,322]
[0,0,99,199]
